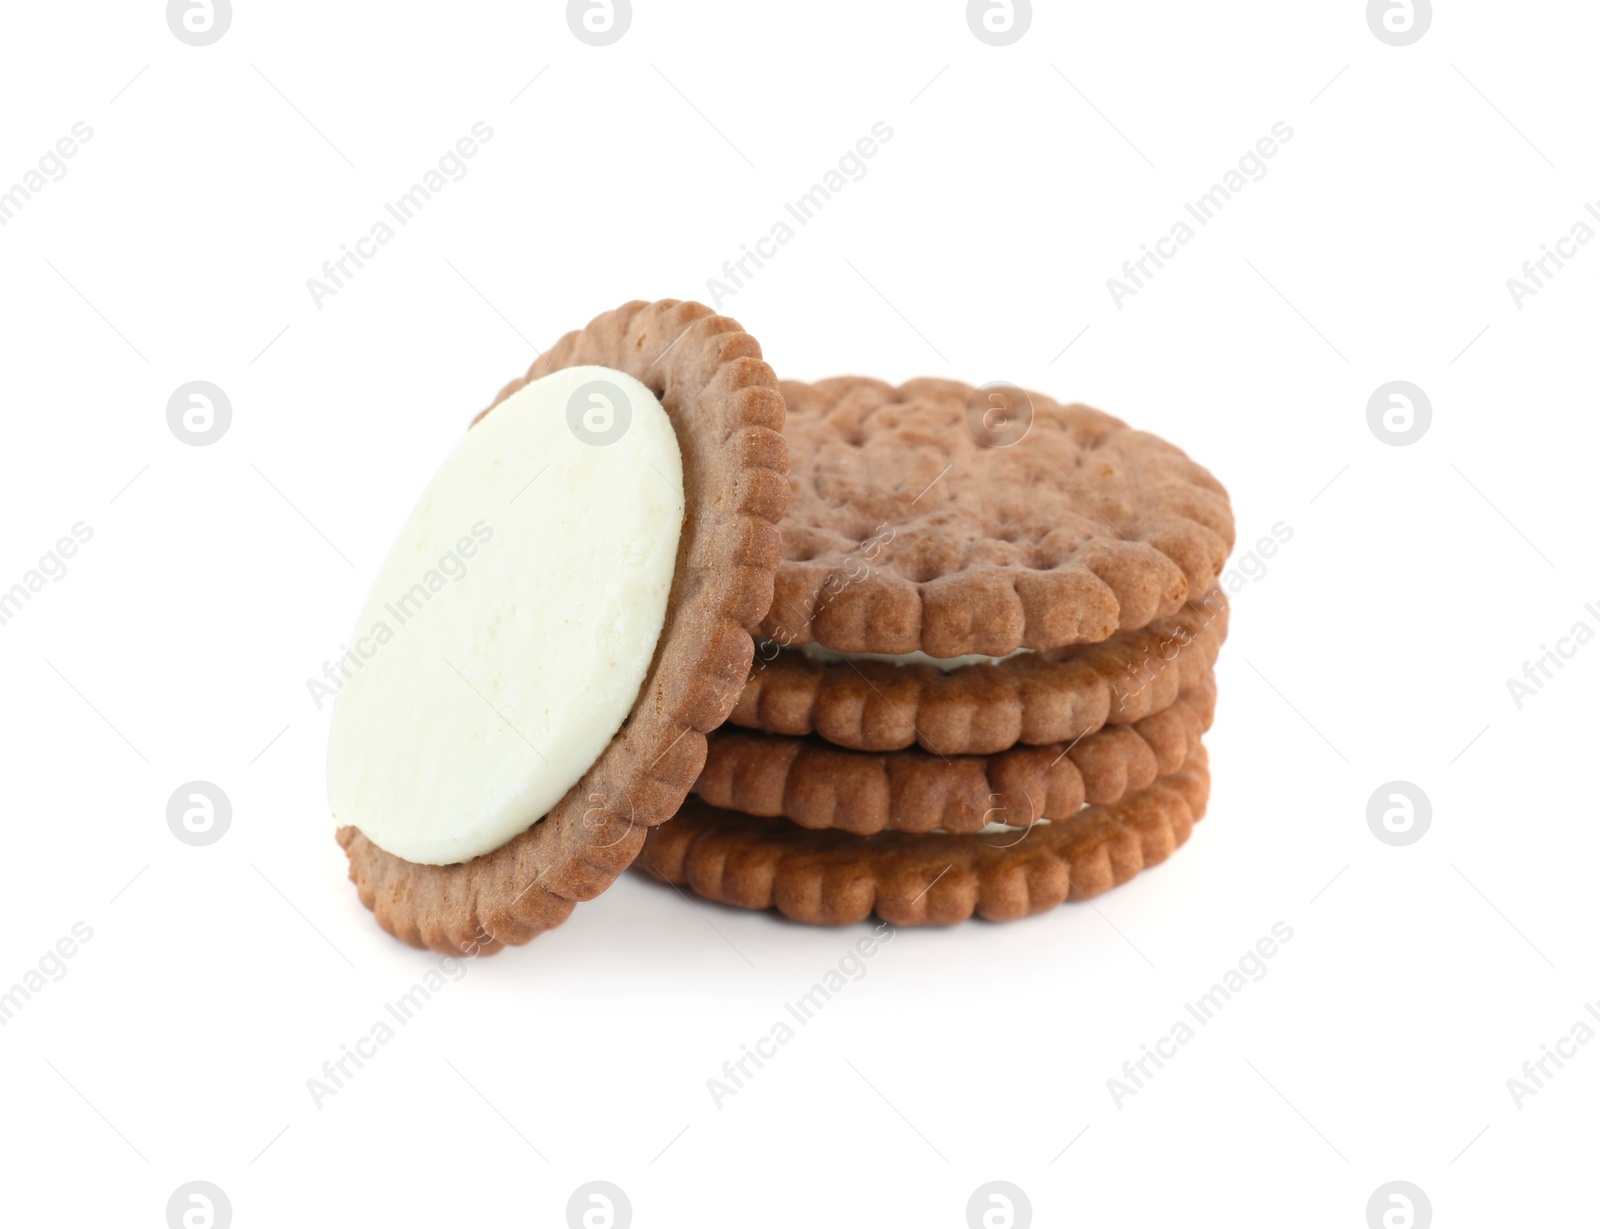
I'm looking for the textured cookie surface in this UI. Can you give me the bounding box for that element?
[761,377,1234,656]
[698,674,1214,834]
[639,748,1210,925]
[735,590,1226,754]
[338,300,789,954]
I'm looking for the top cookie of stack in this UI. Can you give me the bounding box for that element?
[761,376,1232,657]
[730,377,1234,760]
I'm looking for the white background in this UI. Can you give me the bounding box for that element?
[1,2,1595,1226]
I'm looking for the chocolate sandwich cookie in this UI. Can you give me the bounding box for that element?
[698,674,1215,834]
[333,300,789,954]
[761,376,1234,657]
[640,748,1212,925]
[734,591,1227,755]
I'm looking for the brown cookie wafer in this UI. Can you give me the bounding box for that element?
[338,299,789,955]
[697,674,1214,834]
[639,747,1211,925]
[735,590,1227,754]
[762,376,1234,657]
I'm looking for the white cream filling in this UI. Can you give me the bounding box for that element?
[974,818,1050,835]
[764,640,1033,672]
[327,365,684,865]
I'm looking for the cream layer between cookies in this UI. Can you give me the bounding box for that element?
[760,640,1031,671]
[326,366,683,865]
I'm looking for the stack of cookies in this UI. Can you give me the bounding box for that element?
[640,375,1234,925]
[330,299,1235,954]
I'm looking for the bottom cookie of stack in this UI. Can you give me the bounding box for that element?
[636,746,1210,926]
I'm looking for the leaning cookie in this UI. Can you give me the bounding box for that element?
[639,748,1210,925]
[334,300,788,954]
[763,376,1234,657]
[698,675,1214,834]
[735,591,1227,755]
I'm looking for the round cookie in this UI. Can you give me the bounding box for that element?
[639,748,1211,925]
[338,300,789,954]
[699,674,1214,834]
[734,591,1227,755]
[762,377,1234,657]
